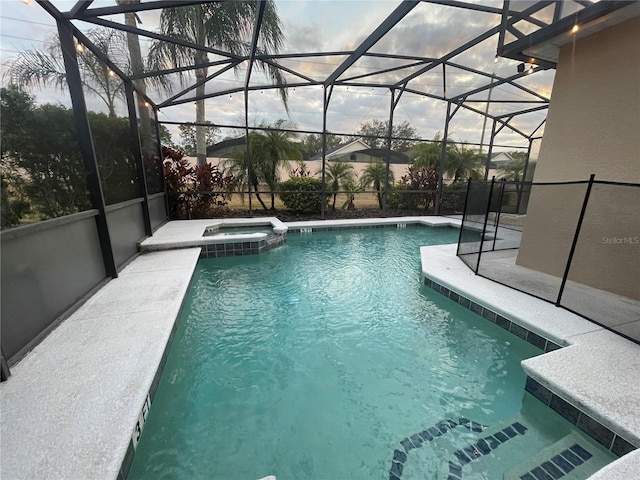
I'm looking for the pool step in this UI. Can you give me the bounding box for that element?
[393,415,532,479]
[503,432,613,480]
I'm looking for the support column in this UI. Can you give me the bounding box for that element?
[321,85,332,219]
[516,138,534,213]
[245,88,252,216]
[125,81,152,236]
[436,102,452,215]
[383,88,395,210]
[1,346,10,382]
[484,120,497,180]
[57,20,117,278]
[153,110,169,222]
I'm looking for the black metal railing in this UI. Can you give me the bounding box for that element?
[457,176,640,345]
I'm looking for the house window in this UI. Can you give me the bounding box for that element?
[350,153,357,161]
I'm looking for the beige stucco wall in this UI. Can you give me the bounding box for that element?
[516,17,640,299]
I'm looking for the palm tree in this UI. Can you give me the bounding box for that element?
[319,160,356,210]
[147,2,288,166]
[499,158,526,181]
[446,143,483,183]
[6,29,130,117]
[360,159,395,209]
[253,119,301,209]
[223,132,268,210]
[224,120,300,210]
[116,0,168,166]
[341,179,363,210]
[410,133,443,169]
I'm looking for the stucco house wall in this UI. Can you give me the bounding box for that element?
[516,17,640,299]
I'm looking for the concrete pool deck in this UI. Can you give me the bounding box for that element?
[1,217,638,479]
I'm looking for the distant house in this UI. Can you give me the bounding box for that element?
[310,139,409,164]
[206,137,246,158]
[486,152,517,179]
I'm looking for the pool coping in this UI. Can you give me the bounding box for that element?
[1,217,637,480]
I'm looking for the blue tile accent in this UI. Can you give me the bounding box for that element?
[389,417,493,479]
[481,308,496,322]
[510,322,528,340]
[454,450,472,465]
[577,413,614,449]
[495,315,512,331]
[393,449,407,463]
[484,435,500,449]
[570,443,592,461]
[551,454,574,474]
[390,461,403,477]
[549,395,579,425]
[612,435,636,457]
[540,461,564,479]
[419,430,433,441]
[470,302,483,315]
[525,377,552,405]
[494,431,508,443]
[422,277,562,354]
[561,448,583,466]
[120,440,135,479]
[531,466,553,480]
[526,331,547,350]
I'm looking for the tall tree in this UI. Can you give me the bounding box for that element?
[6,29,130,117]
[148,2,288,166]
[360,158,395,209]
[117,0,154,161]
[1,86,140,220]
[178,123,219,156]
[356,119,418,151]
[301,132,344,158]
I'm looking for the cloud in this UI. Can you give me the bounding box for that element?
[2,0,554,149]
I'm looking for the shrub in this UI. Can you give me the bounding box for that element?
[440,181,468,214]
[278,177,328,212]
[162,146,234,219]
[387,164,438,211]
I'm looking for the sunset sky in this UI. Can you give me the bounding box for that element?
[0,0,560,151]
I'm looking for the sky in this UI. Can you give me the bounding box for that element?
[0,0,571,152]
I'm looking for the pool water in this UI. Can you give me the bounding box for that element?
[128,227,615,479]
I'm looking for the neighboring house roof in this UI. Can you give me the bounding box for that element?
[309,139,370,160]
[206,136,246,157]
[487,152,516,169]
[309,140,409,163]
[357,148,409,164]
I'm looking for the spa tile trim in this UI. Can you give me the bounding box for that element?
[199,234,286,258]
[524,377,638,456]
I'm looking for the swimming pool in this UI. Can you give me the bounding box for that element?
[128,227,615,479]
